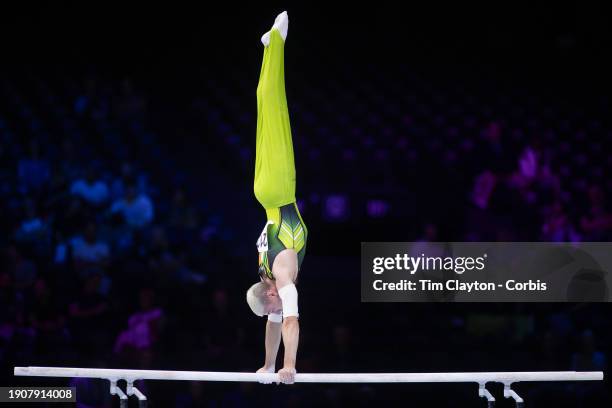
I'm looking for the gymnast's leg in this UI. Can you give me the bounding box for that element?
[254,15,296,210]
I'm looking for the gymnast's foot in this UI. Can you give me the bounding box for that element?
[261,11,289,46]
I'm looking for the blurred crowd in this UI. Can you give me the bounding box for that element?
[0,64,610,407]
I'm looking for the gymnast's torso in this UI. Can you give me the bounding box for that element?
[256,202,307,280]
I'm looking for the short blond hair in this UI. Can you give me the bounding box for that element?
[246,282,267,316]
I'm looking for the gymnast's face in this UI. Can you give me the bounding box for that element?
[262,278,282,314]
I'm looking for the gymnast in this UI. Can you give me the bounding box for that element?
[246,11,308,385]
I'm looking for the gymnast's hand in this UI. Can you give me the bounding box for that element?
[256,365,275,384]
[278,366,296,384]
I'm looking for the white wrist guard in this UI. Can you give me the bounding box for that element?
[278,283,299,318]
[267,312,283,323]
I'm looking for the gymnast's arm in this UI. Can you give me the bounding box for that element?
[280,315,299,379]
[257,320,282,376]
[275,262,300,384]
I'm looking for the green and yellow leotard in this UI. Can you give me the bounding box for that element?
[254,28,307,280]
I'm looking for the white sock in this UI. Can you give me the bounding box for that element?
[261,11,289,46]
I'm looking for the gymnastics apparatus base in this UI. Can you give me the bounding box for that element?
[14,366,603,408]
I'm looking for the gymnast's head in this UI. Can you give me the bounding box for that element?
[246,276,282,317]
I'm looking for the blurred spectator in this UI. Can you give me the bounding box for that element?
[70,165,109,207]
[113,287,164,355]
[541,201,581,242]
[475,120,514,172]
[110,182,154,228]
[53,231,70,266]
[70,222,110,268]
[518,145,539,182]
[471,170,497,210]
[14,198,50,245]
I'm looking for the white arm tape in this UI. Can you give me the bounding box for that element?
[278,283,299,318]
[267,312,283,323]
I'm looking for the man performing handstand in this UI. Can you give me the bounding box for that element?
[246,11,307,385]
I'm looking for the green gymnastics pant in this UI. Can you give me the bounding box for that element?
[254,28,296,210]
